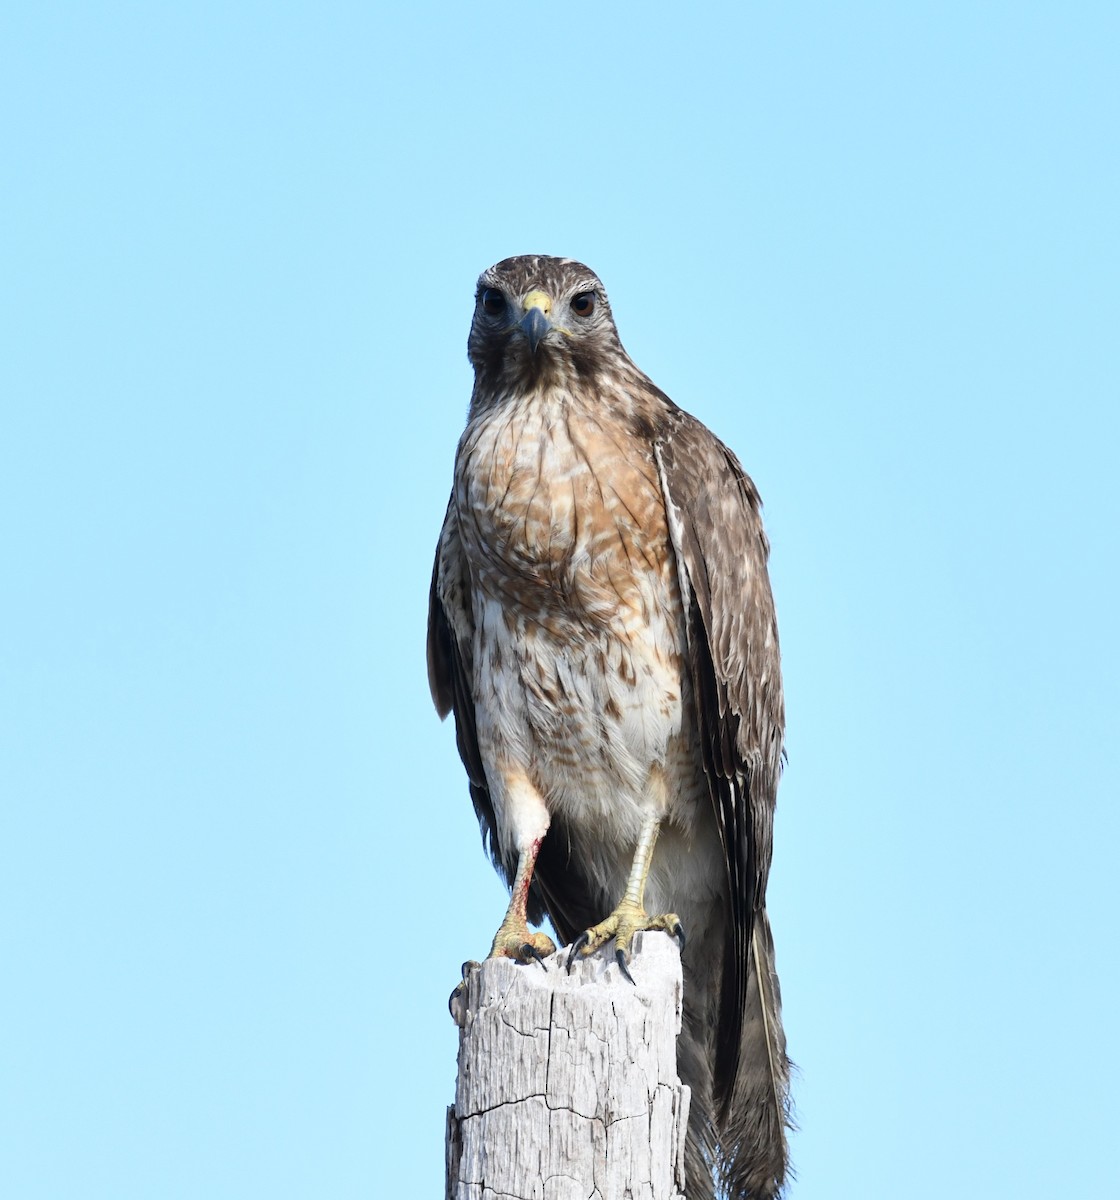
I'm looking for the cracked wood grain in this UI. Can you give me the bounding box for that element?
[446,932,689,1200]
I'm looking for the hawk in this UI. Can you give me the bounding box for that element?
[427,255,791,1200]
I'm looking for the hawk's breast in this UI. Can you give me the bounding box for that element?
[456,389,673,633]
[453,388,693,829]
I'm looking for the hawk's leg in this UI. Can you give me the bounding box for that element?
[488,837,557,964]
[567,812,683,982]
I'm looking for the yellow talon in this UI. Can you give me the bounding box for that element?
[567,899,682,975]
[489,917,556,964]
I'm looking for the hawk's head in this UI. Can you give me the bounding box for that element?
[467,255,627,396]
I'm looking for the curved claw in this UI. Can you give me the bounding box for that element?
[567,931,591,973]
[523,943,548,969]
[449,959,481,1016]
[673,921,686,952]
[615,947,635,985]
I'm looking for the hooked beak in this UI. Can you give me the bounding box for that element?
[518,289,554,354]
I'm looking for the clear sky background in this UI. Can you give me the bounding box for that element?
[3,4,1117,1198]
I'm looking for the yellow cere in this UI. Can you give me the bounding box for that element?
[521,289,552,315]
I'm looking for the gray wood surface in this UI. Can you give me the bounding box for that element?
[446,931,690,1200]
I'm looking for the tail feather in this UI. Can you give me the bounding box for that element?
[720,909,791,1198]
[678,999,719,1200]
[681,907,792,1200]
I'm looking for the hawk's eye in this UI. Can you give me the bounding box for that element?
[571,292,596,317]
[480,288,505,316]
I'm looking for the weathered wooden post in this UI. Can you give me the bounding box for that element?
[446,931,690,1200]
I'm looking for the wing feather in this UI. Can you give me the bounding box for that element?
[655,409,785,1110]
[427,496,518,893]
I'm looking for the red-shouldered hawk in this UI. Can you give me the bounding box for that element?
[428,255,791,1199]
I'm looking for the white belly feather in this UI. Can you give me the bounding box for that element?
[456,389,695,859]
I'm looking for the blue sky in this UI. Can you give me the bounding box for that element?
[2,3,1117,1197]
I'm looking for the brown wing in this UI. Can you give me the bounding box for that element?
[428,495,537,908]
[655,406,785,1105]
